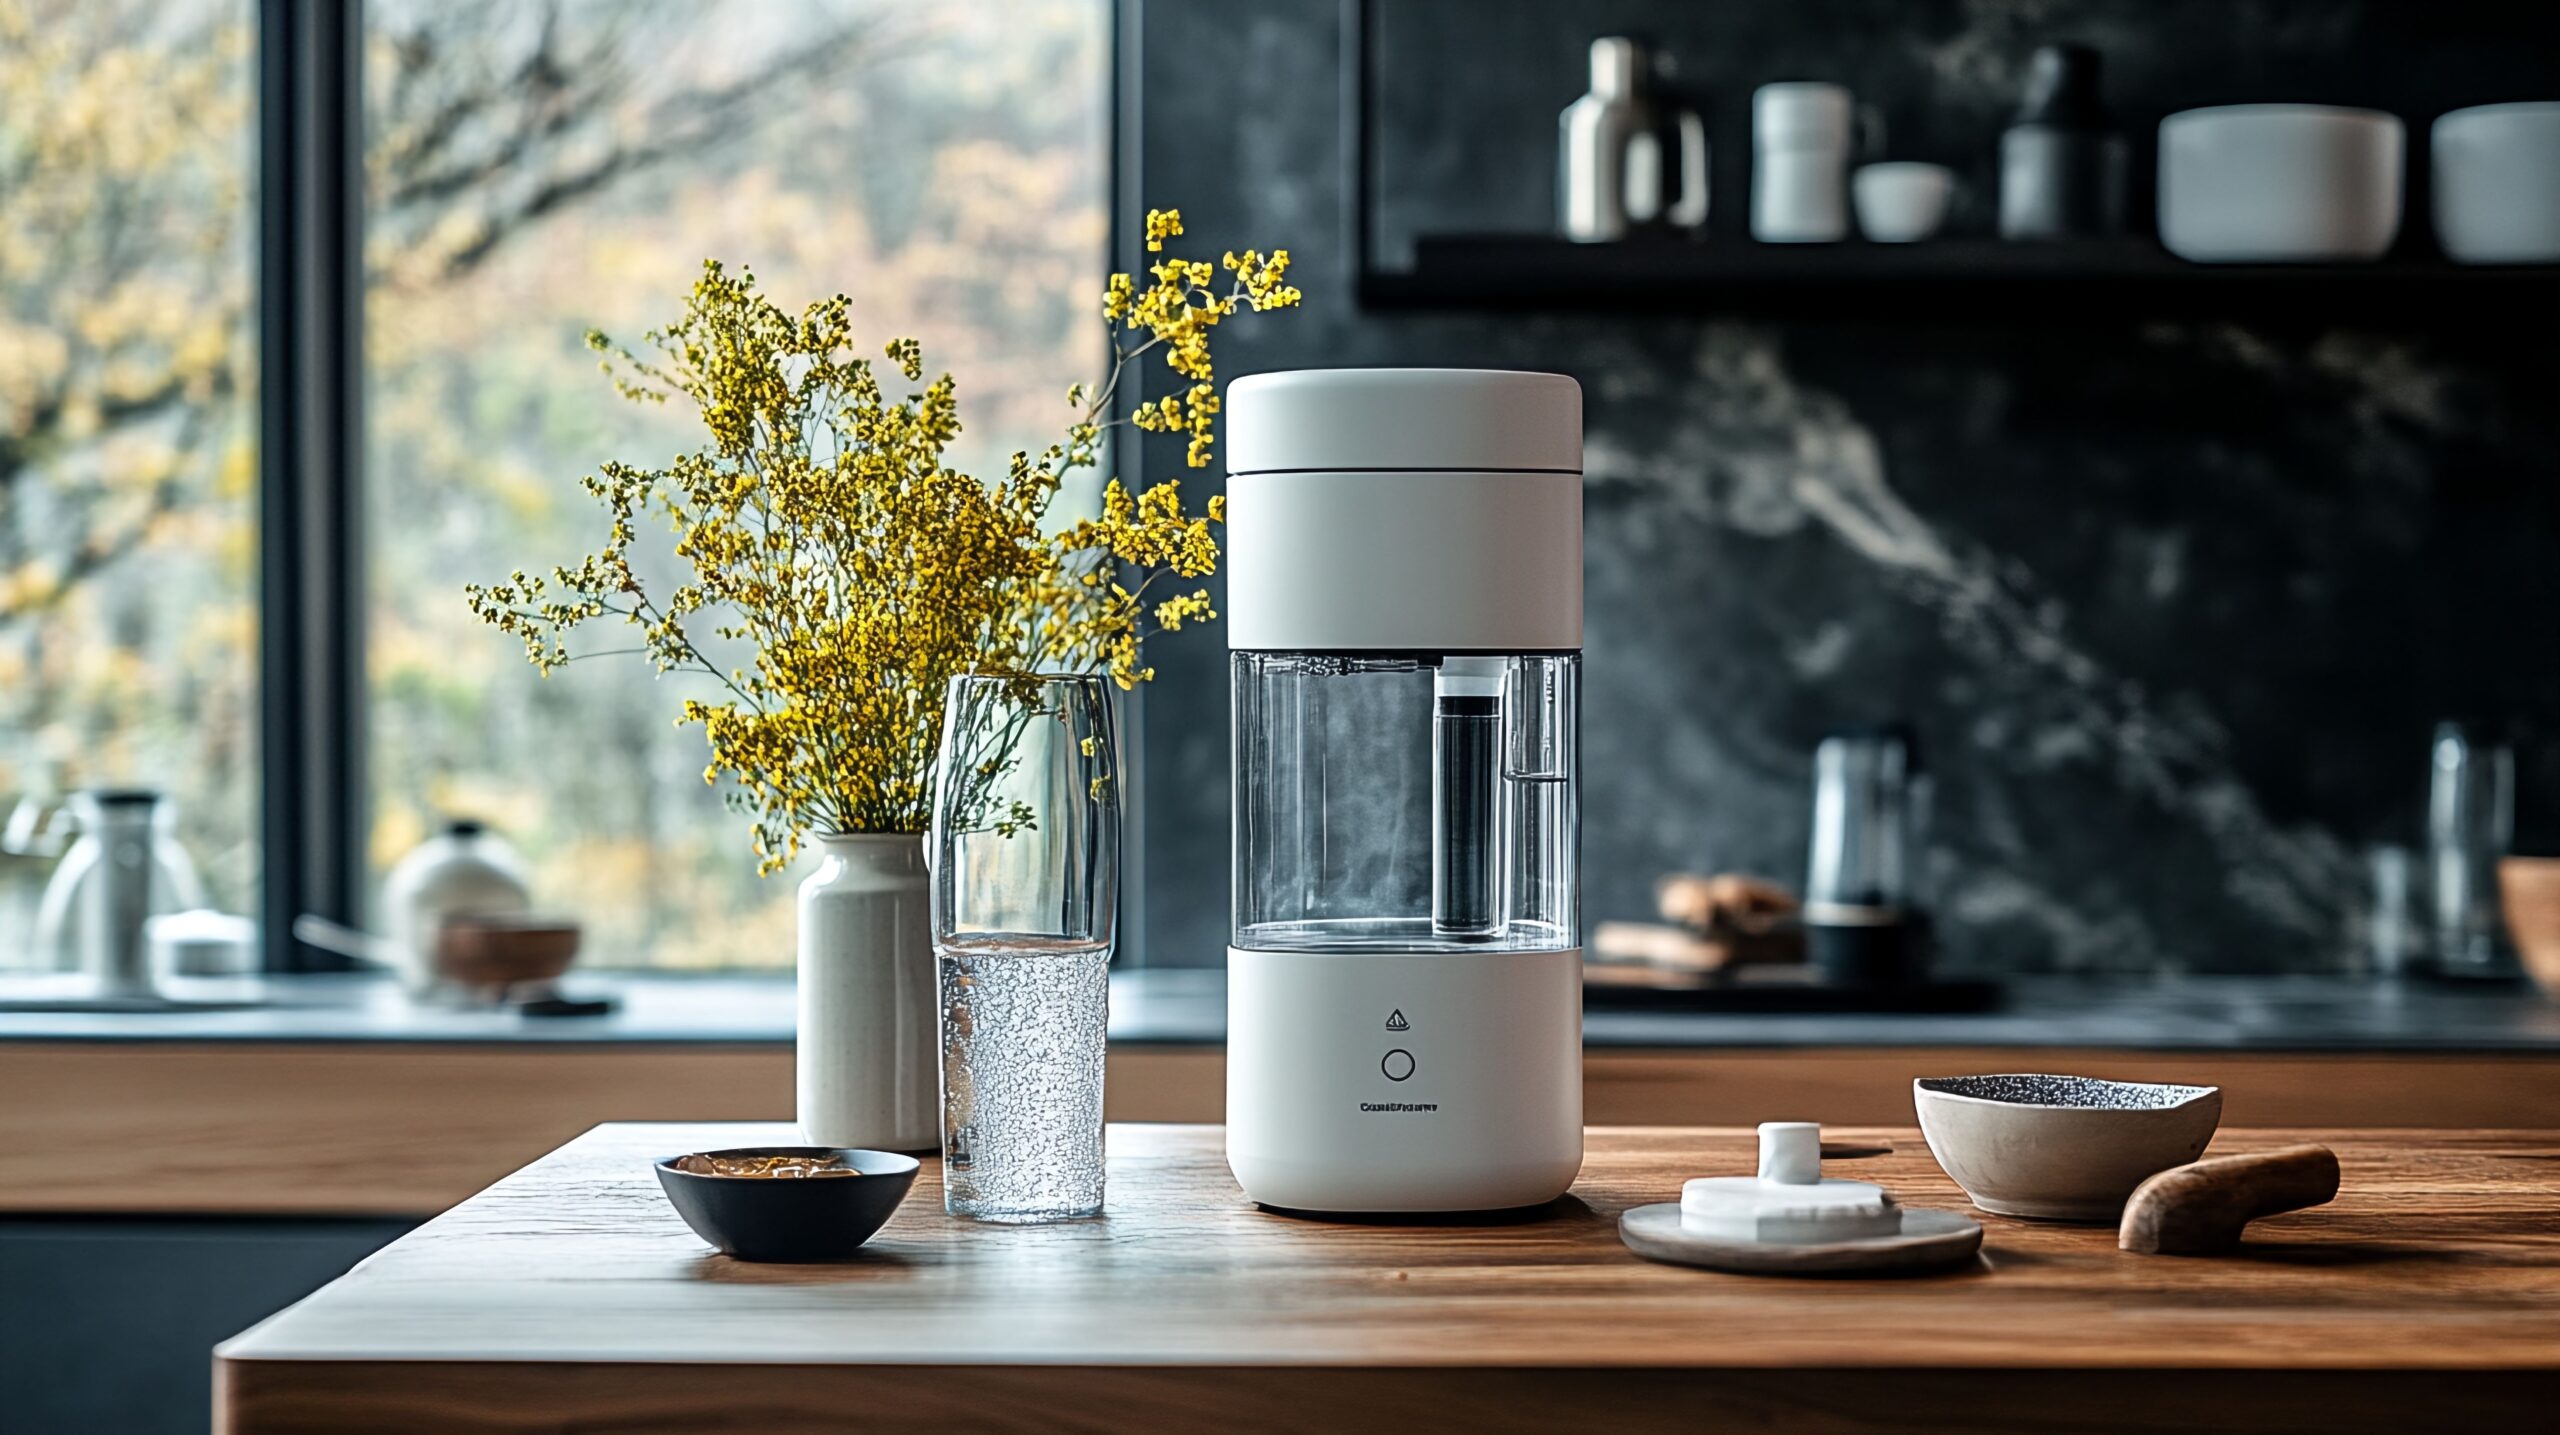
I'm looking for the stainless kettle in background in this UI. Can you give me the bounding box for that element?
[1804,725,1933,988]
[1559,36,1708,242]
[32,789,207,997]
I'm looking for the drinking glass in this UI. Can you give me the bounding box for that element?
[2428,721,2516,978]
[928,673,1118,1222]
[2364,843,2419,977]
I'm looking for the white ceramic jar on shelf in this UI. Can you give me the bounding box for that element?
[1753,82,1854,243]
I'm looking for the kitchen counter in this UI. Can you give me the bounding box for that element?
[13,970,2560,1216]
[5,966,2558,1052]
[215,1121,2560,1435]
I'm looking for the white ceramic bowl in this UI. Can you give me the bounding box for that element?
[1854,162,1954,243]
[2158,104,2403,262]
[1914,1074,2222,1223]
[2434,101,2560,264]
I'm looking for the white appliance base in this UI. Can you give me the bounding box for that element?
[1225,945,1584,1213]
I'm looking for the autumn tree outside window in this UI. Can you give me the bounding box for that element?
[0,0,1111,970]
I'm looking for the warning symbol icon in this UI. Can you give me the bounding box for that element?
[1384,1009,1410,1032]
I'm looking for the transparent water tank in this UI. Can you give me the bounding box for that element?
[1232,651,1579,954]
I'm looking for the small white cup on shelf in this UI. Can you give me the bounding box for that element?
[1853,162,1955,243]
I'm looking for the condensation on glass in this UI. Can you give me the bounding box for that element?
[1231,651,1579,954]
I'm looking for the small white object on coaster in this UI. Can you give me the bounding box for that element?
[1677,1122,1902,1242]
[1621,1121,1983,1276]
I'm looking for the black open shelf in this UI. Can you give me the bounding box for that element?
[1356,234,2560,325]
[1335,3,2560,327]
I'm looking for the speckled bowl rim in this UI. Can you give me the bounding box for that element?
[655,1146,923,1181]
[1913,1074,2220,1112]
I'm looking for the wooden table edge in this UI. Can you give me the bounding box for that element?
[211,1355,2560,1435]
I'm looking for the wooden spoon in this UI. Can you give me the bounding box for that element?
[2118,1145,2339,1255]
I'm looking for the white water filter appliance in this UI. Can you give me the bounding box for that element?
[1224,369,1585,1213]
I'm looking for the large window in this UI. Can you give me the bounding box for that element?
[0,0,260,968]
[0,0,1106,972]
[359,1,1108,965]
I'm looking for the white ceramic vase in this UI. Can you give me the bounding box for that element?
[797,833,939,1151]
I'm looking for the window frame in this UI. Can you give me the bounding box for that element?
[257,0,366,971]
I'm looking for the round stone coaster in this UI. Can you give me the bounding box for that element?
[1619,1203,1984,1276]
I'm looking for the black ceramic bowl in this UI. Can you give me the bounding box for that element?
[654,1146,920,1261]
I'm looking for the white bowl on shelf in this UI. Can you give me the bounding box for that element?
[2158,104,2403,262]
[2434,101,2560,264]
[1854,162,1955,243]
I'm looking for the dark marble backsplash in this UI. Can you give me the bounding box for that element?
[1128,0,2560,974]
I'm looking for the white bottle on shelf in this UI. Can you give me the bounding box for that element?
[1560,37,1707,242]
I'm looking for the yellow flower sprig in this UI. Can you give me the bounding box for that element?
[466,209,1298,867]
[1101,210,1300,470]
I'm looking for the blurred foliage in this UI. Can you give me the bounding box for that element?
[365,0,1109,965]
[0,0,1108,968]
[0,0,257,954]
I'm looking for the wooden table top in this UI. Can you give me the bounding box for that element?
[216,1122,2560,1435]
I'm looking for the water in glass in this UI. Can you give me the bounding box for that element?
[930,673,1118,1221]
[937,935,1109,1221]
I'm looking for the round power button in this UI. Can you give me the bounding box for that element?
[1382,1049,1416,1082]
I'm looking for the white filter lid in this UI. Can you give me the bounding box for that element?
[1226,368,1581,475]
